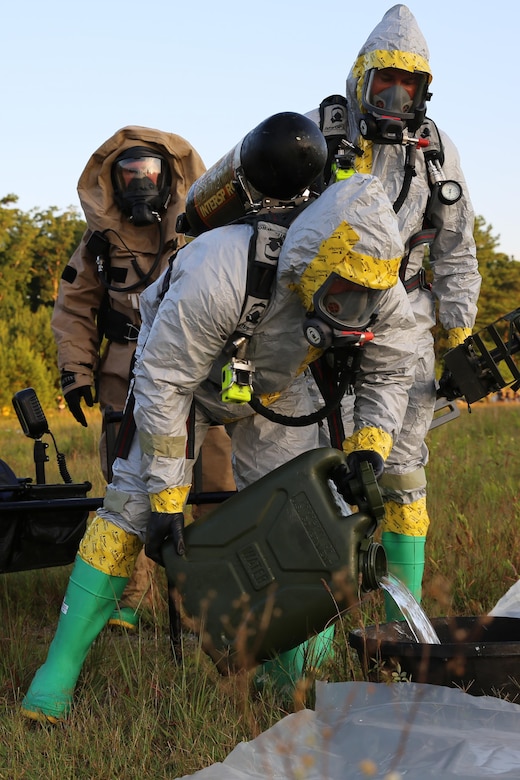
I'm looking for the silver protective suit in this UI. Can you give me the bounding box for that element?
[97,174,418,540]
[309,5,481,511]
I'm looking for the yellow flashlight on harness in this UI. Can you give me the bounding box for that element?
[221,357,255,404]
[330,139,361,183]
[331,161,355,182]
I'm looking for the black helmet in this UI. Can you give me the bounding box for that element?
[111,146,172,226]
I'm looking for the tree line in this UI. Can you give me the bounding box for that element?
[0,194,518,413]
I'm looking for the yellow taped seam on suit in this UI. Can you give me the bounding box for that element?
[446,327,472,349]
[298,222,401,311]
[79,515,142,576]
[342,426,393,461]
[382,497,430,537]
[352,49,432,92]
[149,484,191,513]
[258,392,282,407]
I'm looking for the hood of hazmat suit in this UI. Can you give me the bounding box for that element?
[78,125,206,256]
[346,4,432,142]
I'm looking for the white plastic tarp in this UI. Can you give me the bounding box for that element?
[176,680,520,779]
[489,579,520,618]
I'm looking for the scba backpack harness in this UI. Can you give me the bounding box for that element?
[223,210,361,440]
[317,94,463,296]
[113,206,359,460]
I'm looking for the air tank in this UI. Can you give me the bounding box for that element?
[176,112,327,237]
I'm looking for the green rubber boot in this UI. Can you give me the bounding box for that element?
[108,605,140,630]
[21,556,129,722]
[382,531,426,621]
[255,626,335,698]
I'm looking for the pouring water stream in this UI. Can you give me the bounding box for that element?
[330,480,441,645]
[379,573,441,644]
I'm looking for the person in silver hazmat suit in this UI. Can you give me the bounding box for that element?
[21,130,418,722]
[308,4,481,618]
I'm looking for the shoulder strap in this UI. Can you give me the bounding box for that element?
[319,95,349,145]
[420,117,445,167]
[231,206,309,342]
[318,95,353,188]
[399,118,445,273]
[394,117,445,215]
[157,245,183,303]
[233,217,288,338]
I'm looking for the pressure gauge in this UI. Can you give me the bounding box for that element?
[437,180,462,205]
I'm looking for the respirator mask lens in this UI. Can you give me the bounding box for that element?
[362,68,427,120]
[112,155,165,195]
[313,273,382,331]
[112,148,171,225]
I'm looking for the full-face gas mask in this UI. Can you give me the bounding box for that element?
[358,67,430,143]
[303,273,381,350]
[112,146,172,226]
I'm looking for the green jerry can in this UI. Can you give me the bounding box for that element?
[162,447,387,674]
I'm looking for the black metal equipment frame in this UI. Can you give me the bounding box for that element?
[0,391,235,575]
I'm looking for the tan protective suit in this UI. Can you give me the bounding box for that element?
[51,126,236,612]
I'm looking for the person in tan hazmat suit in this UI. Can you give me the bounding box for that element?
[51,126,236,629]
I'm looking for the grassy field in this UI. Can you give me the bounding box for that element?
[1,403,519,779]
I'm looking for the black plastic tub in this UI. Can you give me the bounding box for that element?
[349,616,520,701]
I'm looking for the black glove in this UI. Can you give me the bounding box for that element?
[145,511,185,565]
[334,450,385,504]
[61,371,94,426]
[437,367,461,401]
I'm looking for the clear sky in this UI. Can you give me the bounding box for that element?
[2,1,518,258]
